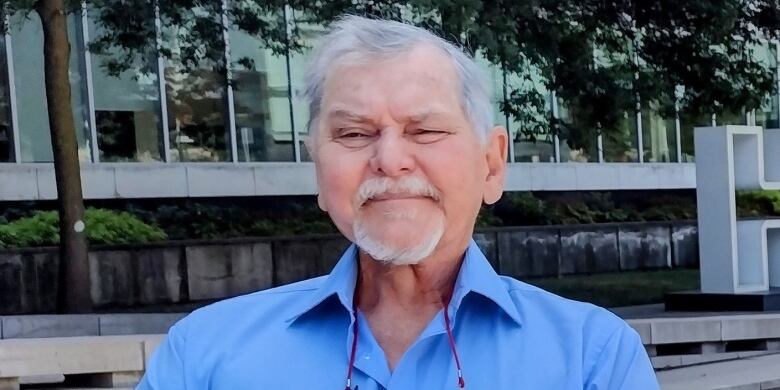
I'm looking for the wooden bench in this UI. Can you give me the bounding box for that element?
[0,335,163,390]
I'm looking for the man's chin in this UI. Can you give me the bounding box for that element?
[353,226,443,266]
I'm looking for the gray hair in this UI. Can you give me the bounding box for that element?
[302,15,494,144]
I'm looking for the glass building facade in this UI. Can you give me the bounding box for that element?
[0,8,778,165]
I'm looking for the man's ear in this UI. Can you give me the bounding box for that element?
[303,133,315,161]
[309,134,329,212]
[482,126,508,205]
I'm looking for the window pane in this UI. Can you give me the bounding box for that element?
[230,28,294,162]
[89,19,163,162]
[475,53,511,159]
[505,62,555,163]
[558,102,598,162]
[642,107,677,162]
[0,39,13,162]
[512,91,555,163]
[679,112,710,162]
[11,12,91,162]
[716,109,747,126]
[754,43,778,129]
[756,94,780,129]
[596,40,634,163]
[165,65,228,162]
[163,10,228,163]
[289,23,323,163]
[603,112,639,162]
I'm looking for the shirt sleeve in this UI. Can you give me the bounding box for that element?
[584,324,659,390]
[136,323,188,390]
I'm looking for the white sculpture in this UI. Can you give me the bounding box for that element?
[695,126,780,293]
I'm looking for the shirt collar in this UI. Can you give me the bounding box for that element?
[287,239,523,326]
[285,243,359,324]
[450,239,523,326]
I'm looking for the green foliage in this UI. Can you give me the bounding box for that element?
[5,0,777,151]
[249,218,338,236]
[124,201,338,240]
[0,209,166,249]
[0,211,60,248]
[483,191,695,227]
[476,206,503,228]
[4,191,777,247]
[495,192,551,225]
[736,190,780,217]
[301,0,780,148]
[83,209,167,245]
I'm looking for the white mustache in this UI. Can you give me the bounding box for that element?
[354,177,441,207]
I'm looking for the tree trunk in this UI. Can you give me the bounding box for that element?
[35,0,92,313]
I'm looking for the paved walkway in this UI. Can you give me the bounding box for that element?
[657,352,780,389]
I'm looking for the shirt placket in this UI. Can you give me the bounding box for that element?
[351,311,392,388]
[386,309,460,390]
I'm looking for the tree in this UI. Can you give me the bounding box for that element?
[0,0,294,311]
[3,0,91,312]
[297,0,780,150]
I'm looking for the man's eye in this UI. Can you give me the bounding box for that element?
[410,129,449,142]
[334,129,375,147]
[342,132,370,138]
[413,129,446,135]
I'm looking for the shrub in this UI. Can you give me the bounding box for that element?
[737,190,780,217]
[84,208,167,245]
[494,192,551,225]
[0,209,166,248]
[123,201,339,240]
[491,191,696,227]
[476,207,503,227]
[0,211,59,247]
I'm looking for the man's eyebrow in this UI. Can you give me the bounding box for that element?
[325,109,372,123]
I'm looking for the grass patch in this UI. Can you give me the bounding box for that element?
[525,269,700,308]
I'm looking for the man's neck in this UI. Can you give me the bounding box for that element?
[356,254,461,310]
[354,238,468,370]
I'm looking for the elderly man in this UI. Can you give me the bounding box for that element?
[138,15,658,390]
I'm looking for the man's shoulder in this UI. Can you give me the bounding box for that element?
[495,279,655,387]
[176,276,329,331]
[499,275,632,336]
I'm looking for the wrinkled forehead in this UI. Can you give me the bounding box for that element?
[319,44,464,120]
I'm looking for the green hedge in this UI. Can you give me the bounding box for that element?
[0,209,167,249]
[124,202,338,240]
[475,190,779,228]
[479,192,697,227]
[3,190,777,247]
[736,190,780,217]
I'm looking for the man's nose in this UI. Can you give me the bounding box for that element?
[368,131,416,177]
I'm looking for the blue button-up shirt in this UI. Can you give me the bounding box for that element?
[138,240,658,389]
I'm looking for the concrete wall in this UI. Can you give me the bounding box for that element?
[0,222,698,315]
[0,162,696,201]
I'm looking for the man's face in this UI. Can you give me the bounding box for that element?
[311,44,507,264]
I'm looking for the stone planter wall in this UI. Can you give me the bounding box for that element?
[0,221,698,315]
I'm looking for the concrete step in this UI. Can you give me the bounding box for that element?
[652,350,776,370]
[0,335,163,390]
[0,313,184,340]
[658,352,780,390]
[626,312,780,348]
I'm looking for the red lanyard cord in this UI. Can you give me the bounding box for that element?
[443,303,466,388]
[345,315,359,390]
[344,298,466,389]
